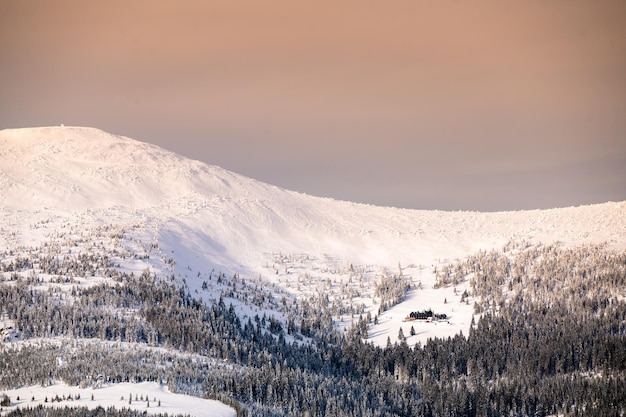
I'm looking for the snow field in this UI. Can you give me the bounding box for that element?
[0,381,235,417]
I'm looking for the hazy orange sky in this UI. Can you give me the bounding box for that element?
[1,0,625,210]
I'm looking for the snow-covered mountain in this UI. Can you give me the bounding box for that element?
[2,126,623,268]
[1,126,625,346]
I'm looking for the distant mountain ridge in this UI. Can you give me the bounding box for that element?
[1,126,624,278]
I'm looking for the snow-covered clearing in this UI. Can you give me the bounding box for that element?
[0,381,235,417]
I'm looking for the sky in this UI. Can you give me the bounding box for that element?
[1,0,625,211]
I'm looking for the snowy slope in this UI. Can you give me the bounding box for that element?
[1,126,625,348]
[1,381,235,417]
[2,126,623,269]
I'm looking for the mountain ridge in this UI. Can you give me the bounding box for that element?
[1,126,624,277]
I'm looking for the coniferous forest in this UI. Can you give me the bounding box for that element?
[1,240,625,416]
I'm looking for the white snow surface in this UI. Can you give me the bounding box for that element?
[1,125,625,350]
[0,381,235,417]
[2,127,623,266]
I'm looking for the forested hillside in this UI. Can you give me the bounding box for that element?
[2,241,625,416]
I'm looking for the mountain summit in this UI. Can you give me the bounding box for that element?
[1,126,624,277]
